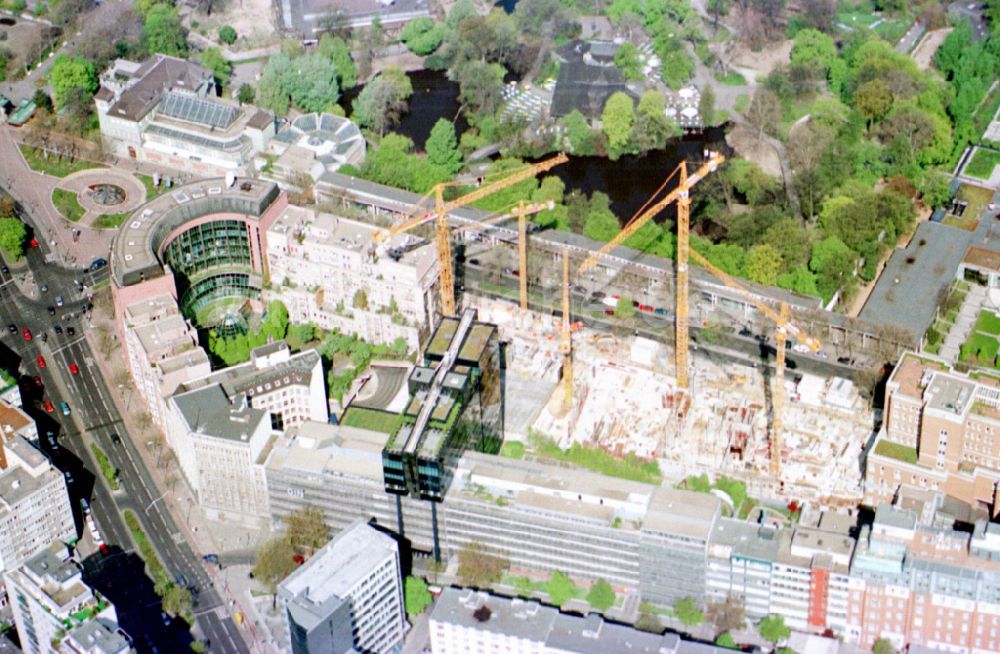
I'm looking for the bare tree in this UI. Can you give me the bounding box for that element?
[745,89,782,143]
[707,594,746,635]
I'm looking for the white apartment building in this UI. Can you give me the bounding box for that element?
[265,204,439,351]
[5,543,128,654]
[0,437,75,574]
[121,293,210,429]
[165,342,327,525]
[430,587,730,654]
[278,519,406,654]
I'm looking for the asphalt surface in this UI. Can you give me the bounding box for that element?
[0,237,248,653]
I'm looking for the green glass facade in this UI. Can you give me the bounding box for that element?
[162,220,259,324]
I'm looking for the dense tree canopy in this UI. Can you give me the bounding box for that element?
[352,67,413,135]
[49,55,98,108]
[143,3,188,57]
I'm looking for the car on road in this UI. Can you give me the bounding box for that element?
[89,258,108,271]
[7,324,15,334]
[201,553,219,564]
[21,328,31,341]
[64,471,73,484]
[739,327,753,337]
[68,363,79,375]
[590,290,606,300]
[160,612,171,627]
[109,432,121,444]
[99,543,111,555]
[43,401,54,413]
[59,402,70,416]
[571,285,587,296]
[792,343,811,354]
[29,239,38,248]
[39,283,47,293]
[32,376,42,388]
[837,356,856,366]
[53,325,62,335]
[47,306,55,316]
[467,258,481,266]
[654,308,670,317]
[174,574,189,589]
[66,326,75,336]
[36,355,45,368]
[46,432,57,449]
[0,265,7,274]
[80,498,90,513]
[55,295,64,307]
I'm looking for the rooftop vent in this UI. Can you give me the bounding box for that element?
[472,605,492,622]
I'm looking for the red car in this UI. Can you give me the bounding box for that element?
[36,355,45,368]
[21,328,31,341]
[32,376,42,388]
[43,400,54,413]
[28,238,39,248]
[68,363,79,375]
[99,543,110,555]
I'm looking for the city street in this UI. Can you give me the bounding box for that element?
[0,238,249,653]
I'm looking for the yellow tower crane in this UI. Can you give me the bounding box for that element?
[450,200,556,311]
[577,152,725,388]
[686,247,821,478]
[373,154,568,317]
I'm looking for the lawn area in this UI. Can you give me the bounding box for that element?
[51,188,84,222]
[499,441,525,459]
[874,17,913,44]
[341,407,402,434]
[965,148,1000,180]
[93,213,130,229]
[943,213,979,231]
[714,71,747,86]
[976,310,1000,336]
[874,439,918,464]
[961,332,1000,366]
[528,431,661,483]
[957,183,994,219]
[838,9,879,27]
[137,174,167,199]
[90,443,120,490]
[20,146,101,177]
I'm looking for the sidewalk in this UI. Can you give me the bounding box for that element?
[84,302,274,651]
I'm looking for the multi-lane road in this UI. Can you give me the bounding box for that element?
[0,238,249,653]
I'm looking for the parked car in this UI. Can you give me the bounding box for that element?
[7,324,15,334]
[89,258,108,271]
[59,402,70,416]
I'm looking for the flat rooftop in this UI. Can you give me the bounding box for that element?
[890,353,948,400]
[643,487,721,539]
[924,373,976,416]
[111,177,280,287]
[172,385,267,442]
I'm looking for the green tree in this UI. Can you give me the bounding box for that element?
[790,28,836,75]
[615,296,635,319]
[162,584,193,616]
[236,83,255,104]
[746,244,783,285]
[318,34,356,88]
[809,235,856,302]
[48,55,98,108]
[545,571,576,607]
[586,579,615,611]
[252,536,298,606]
[562,110,595,155]
[218,25,237,44]
[454,59,505,116]
[757,614,791,645]
[404,576,433,617]
[583,200,620,242]
[257,53,340,115]
[602,92,635,158]
[352,67,413,135]
[425,119,462,173]
[32,90,53,114]
[716,632,737,649]
[190,641,208,654]
[872,639,897,654]
[614,42,644,80]
[674,596,704,627]
[699,84,716,126]
[400,17,446,55]
[352,289,368,310]
[0,217,26,260]
[284,507,329,554]
[854,79,893,126]
[776,266,820,297]
[143,4,188,57]
[199,47,232,87]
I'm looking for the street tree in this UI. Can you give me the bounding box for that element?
[586,579,615,611]
[872,638,897,654]
[544,571,576,607]
[457,542,508,587]
[615,296,635,319]
[404,576,433,617]
[253,536,298,607]
[674,596,705,627]
[284,507,330,554]
[757,614,791,645]
[0,217,26,261]
[162,584,193,616]
[707,594,745,635]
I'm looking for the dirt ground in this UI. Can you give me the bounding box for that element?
[189,0,278,50]
[0,16,57,77]
[911,27,952,71]
[725,123,782,179]
[724,39,792,83]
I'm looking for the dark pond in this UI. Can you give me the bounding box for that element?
[350,69,727,221]
[342,69,468,151]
